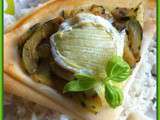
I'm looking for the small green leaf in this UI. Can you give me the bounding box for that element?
[106,56,131,82]
[105,83,123,108]
[63,73,97,93]
[4,0,15,15]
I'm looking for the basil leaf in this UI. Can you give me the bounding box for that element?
[63,73,97,93]
[105,83,123,108]
[106,56,131,82]
[4,0,15,15]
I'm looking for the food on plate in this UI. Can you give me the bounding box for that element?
[17,4,142,113]
[4,0,147,120]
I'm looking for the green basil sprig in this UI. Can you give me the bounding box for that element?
[4,0,15,15]
[106,56,131,82]
[63,56,131,108]
[104,56,131,107]
[105,83,123,108]
[63,73,97,93]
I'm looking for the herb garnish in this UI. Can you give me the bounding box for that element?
[105,56,131,82]
[63,73,97,93]
[64,56,131,108]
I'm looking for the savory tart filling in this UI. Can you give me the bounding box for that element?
[19,5,143,113]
